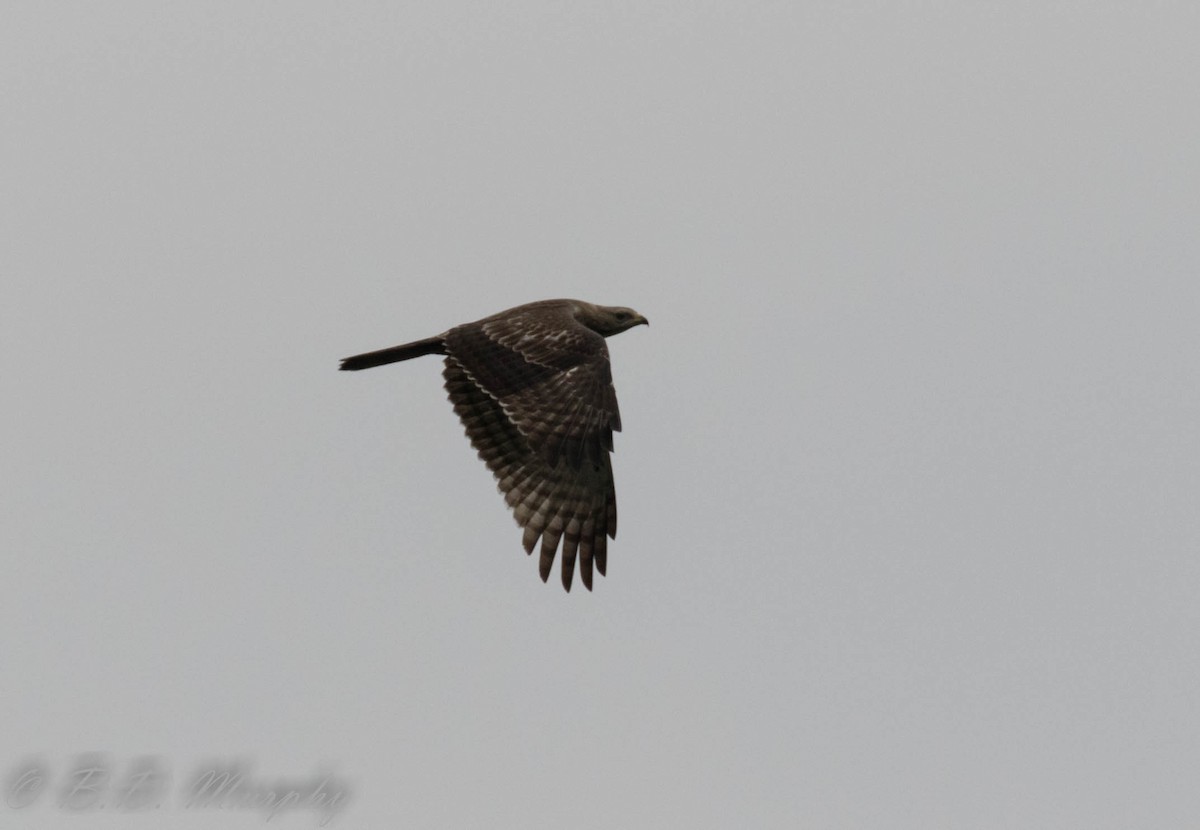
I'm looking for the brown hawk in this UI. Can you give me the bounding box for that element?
[341,299,648,591]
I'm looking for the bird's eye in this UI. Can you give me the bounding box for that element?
[615,312,629,320]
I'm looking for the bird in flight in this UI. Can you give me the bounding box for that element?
[341,299,648,591]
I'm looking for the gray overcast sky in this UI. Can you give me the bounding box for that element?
[3,3,1199,828]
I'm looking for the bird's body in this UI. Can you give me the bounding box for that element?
[341,299,647,591]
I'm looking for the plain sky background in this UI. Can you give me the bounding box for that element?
[3,2,1199,828]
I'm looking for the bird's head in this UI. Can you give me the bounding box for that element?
[578,303,649,337]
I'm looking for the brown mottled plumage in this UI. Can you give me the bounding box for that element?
[341,299,647,591]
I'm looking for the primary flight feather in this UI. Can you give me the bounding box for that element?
[341,299,647,591]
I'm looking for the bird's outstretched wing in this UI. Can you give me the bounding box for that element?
[442,305,620,590]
